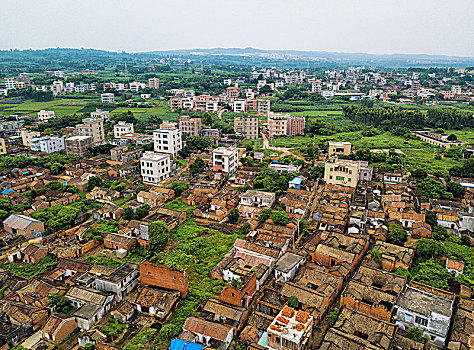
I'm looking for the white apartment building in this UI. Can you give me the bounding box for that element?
[37,110,56,123]
[5,78,16,90]
[91,109,110,121]
[52,81,64,95]
[21,129,41,147]
[129,81,146,93]
[101,93,115,103]
[140,152,171,185]
[212,147,239,174]
[153,123,182,158]
[114,121,134,138]
[233,100,246,113]
[30,136,65,153]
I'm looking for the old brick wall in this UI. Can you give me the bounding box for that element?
[139,261,189,298]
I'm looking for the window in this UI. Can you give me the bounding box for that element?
[336,176,344,181]
[415,316,428,327]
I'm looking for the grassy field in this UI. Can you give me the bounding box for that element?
[0,98,94,117]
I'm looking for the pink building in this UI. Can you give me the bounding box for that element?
[267,114,305,138]
[287,116,305,136]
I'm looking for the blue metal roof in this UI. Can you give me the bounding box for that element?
[169,339,204,350]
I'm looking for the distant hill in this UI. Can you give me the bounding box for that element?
[146,47,474,67]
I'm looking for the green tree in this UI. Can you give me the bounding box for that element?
[227,208,240,224]
[432,224,459,243]
[87,176,102,191]
[426,211,437,229]
[387,223,408,246]
[50,162,65,175]
[406,327,428,343]
[288,296,299,309]
[189,158,205,176]
[416,239,446,259]
[170,182,189,197]
[270,211,289,226]
[447,134,458,141]
[460,234,471,246]
[259,209,272,223]
[446,181,466,199]
[148,222,170,252]
[327,308,340,326]
[411,167,427,181]
[416,178,446,199]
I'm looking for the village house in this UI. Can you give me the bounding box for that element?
[280,266,343,322]
[194,189,239,222]
[395,281,455,347]
[266,306,313,350]
[340,265,407,322]
[135,285,180,319]
[446,258,464,277]
[0,300,49,333]
[412,221,432,239]
[86,187,121,202]
[104,233,137,251]
[16,278,61,307]
[22,243,48,263]
[3,214,45,237]
[306,233,369,274]
[66,286,115,330]
[364,240,415,272]
[274,252,306,282]
[41,313,77,345]
[320,307,397,350]
[94,262,140,302]
[239,190,275,208]
[92,203,124,220]
[110,300,135,323]
[139,208,186,246]
[183,317,234,350]
[447,297,474,349]
[199,298,248,332]
[139,262,189,298]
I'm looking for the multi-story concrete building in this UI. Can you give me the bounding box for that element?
[226,86,239,100]
[328,141,352,156]
[65,135,93,157]
[233,100,246,113]
[140,152,171,185]
[324,158,360,187]
[395,282,454,347]
[5,78,16,90]
[52,80,64,95]
[114,121,134,138]
[267,306,313,350]
[257,99,270,116]
[212,147,239,174]
[153,123,182,158]
[37,110,55,123]
[178,116,201,136]
[268,113,288,138]
[30,136,65,153]
[90,109,110,121]
[286,115,305,136]
[0,139,6,155]
[20,129,41,147]
[234,115,259,139]
[101,93,115,103]
[148,77,160,89]
[76,118,104,145]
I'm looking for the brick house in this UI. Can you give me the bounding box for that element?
[139,262,189,298]
[364,240,415,272]
[22,243,48,263]
[134,286,180,320]
[41,313,77,344]
[340,265,407,322]
[3,214,45,237]
[306,233,369,274]
[104,233,137,251]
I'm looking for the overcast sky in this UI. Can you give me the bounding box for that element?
[1,0,473,56]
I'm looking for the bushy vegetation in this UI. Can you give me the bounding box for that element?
[102,317,127,341]
[1,255,57,278]
[84,256,122,267]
